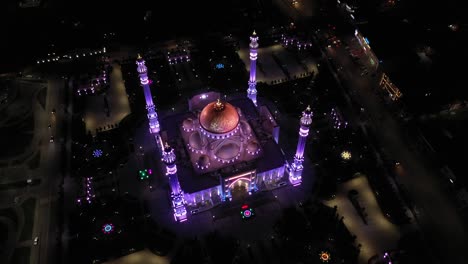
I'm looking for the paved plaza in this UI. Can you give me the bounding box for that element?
[84,64,130,135]
[238,43,318,84]
[103,249,170,264]
[323,175,413,263]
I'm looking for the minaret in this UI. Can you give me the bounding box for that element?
[289,105,313,185]
[248,31,258,106]
[162,142,187,222]
[136,54,160,134]
[162,142,179,189]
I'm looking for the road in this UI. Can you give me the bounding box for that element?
[29,76,68,264]
[320,30,468,263]
[0,74,67,264]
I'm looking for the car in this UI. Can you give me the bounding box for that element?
[34,236,39,245]
[348,189,359,197]
[50,136,54,143]
[277,182,288,187]
[190,209,199,215]
[148,234,174,256]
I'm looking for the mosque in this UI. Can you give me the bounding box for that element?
[136,32,313,222]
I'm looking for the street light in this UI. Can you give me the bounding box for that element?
[341,151,352,160]
[319,251,331,262]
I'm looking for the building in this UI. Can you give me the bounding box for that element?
[159,92,287,210]
[136,34,313,222]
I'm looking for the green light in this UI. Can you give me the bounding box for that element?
[138,169,150,180]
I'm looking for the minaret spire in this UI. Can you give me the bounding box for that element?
[248,30,259,106]
[289,106,313,185]
[136,54,160,134]
[162,143,187,222]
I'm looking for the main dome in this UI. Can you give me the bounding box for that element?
[199,99,239,135]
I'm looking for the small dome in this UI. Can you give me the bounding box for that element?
[215,142,240,160]
[189,131,206,150]
[239,120,251,135]
[197,155,210,168]
[246,140,260,153]
[182,118,194,131]
[199,99,239,134]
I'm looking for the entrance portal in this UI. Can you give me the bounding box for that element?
[230,179,250,200]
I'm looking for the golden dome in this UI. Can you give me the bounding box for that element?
[199,100,239,134]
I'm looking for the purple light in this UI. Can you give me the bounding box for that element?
[137,56,160,133]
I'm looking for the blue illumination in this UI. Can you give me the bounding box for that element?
[102,223,114,234]
[93,149,103,158]
[216,63,224,69]
[364,37,370,44]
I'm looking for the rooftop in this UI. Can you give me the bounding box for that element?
[160,95,286,194]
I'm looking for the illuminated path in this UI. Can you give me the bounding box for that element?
[103,249,170,264]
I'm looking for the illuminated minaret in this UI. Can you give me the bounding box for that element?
[289,106,313,185]
[162,142,179,190]
[136,54,160,134]
[248,31,258,106]
[162,142,187,222]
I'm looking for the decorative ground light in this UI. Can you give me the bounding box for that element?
[240,204,254,219]
[341,151,351,160]
[319,251,331,262]
[139,169,152,180]
[93,149,103,158]
[102,223,114,234]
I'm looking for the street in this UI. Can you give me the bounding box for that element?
[322,30,468,263]
[31,77,68,264]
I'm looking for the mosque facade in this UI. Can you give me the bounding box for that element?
[136,32,312,222]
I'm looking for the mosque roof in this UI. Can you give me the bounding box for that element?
[199,99,239,134]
